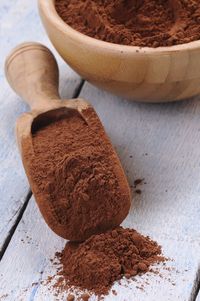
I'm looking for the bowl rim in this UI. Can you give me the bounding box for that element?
[39,0,200,55]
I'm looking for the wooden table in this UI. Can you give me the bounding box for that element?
[0,1,200,300]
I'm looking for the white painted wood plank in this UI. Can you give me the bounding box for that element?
[0,0,82,251]
[80,84,200,242]
[0,200,198,301]
[1,83,200,300]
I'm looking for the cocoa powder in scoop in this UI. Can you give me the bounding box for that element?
[55,0,200,47]
[22,107,130,241]
[55,226,165,296]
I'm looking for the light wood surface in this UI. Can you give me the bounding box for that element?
[38,0,200,102]
[5,43,60,111]
[5,42,88,114]
[0,0,82,254]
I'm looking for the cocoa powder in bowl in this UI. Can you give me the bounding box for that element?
[22,107,131,241]
[55,0,200,47]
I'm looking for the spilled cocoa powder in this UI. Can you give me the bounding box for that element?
[67,294,75,301]
[22,107,130,241]
[55,0,200,47]
[54,226,165,297]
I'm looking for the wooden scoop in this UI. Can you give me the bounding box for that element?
[5,42,131,241]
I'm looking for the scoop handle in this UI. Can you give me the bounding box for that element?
[5,42,61,111]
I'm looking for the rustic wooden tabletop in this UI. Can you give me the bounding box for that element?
[0,1,200,300]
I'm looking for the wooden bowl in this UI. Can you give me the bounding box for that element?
[38,0,200,102]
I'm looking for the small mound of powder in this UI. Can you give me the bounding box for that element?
[55,227,165,296]
[22,108,130,241]
[55,0,200,47]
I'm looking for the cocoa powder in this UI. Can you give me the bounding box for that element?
[55,226,165,296]
[22,107,130,241]
[67,294,75,301]
[55,0,200,47]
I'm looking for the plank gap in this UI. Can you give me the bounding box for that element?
[188,265,200,301]
[0,190,32,261]
[72,79,85,98]
[193,267,200,301]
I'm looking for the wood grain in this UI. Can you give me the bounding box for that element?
[0,0,82,252]
[1,83,200,300]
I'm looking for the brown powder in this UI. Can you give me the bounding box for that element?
[55,0,200,47]
[22,108,130,241]
[134,178,144,187]
[135,189,142,195]
[80,293,90,301]
[67,294,75,301]
[55,226,165,296]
